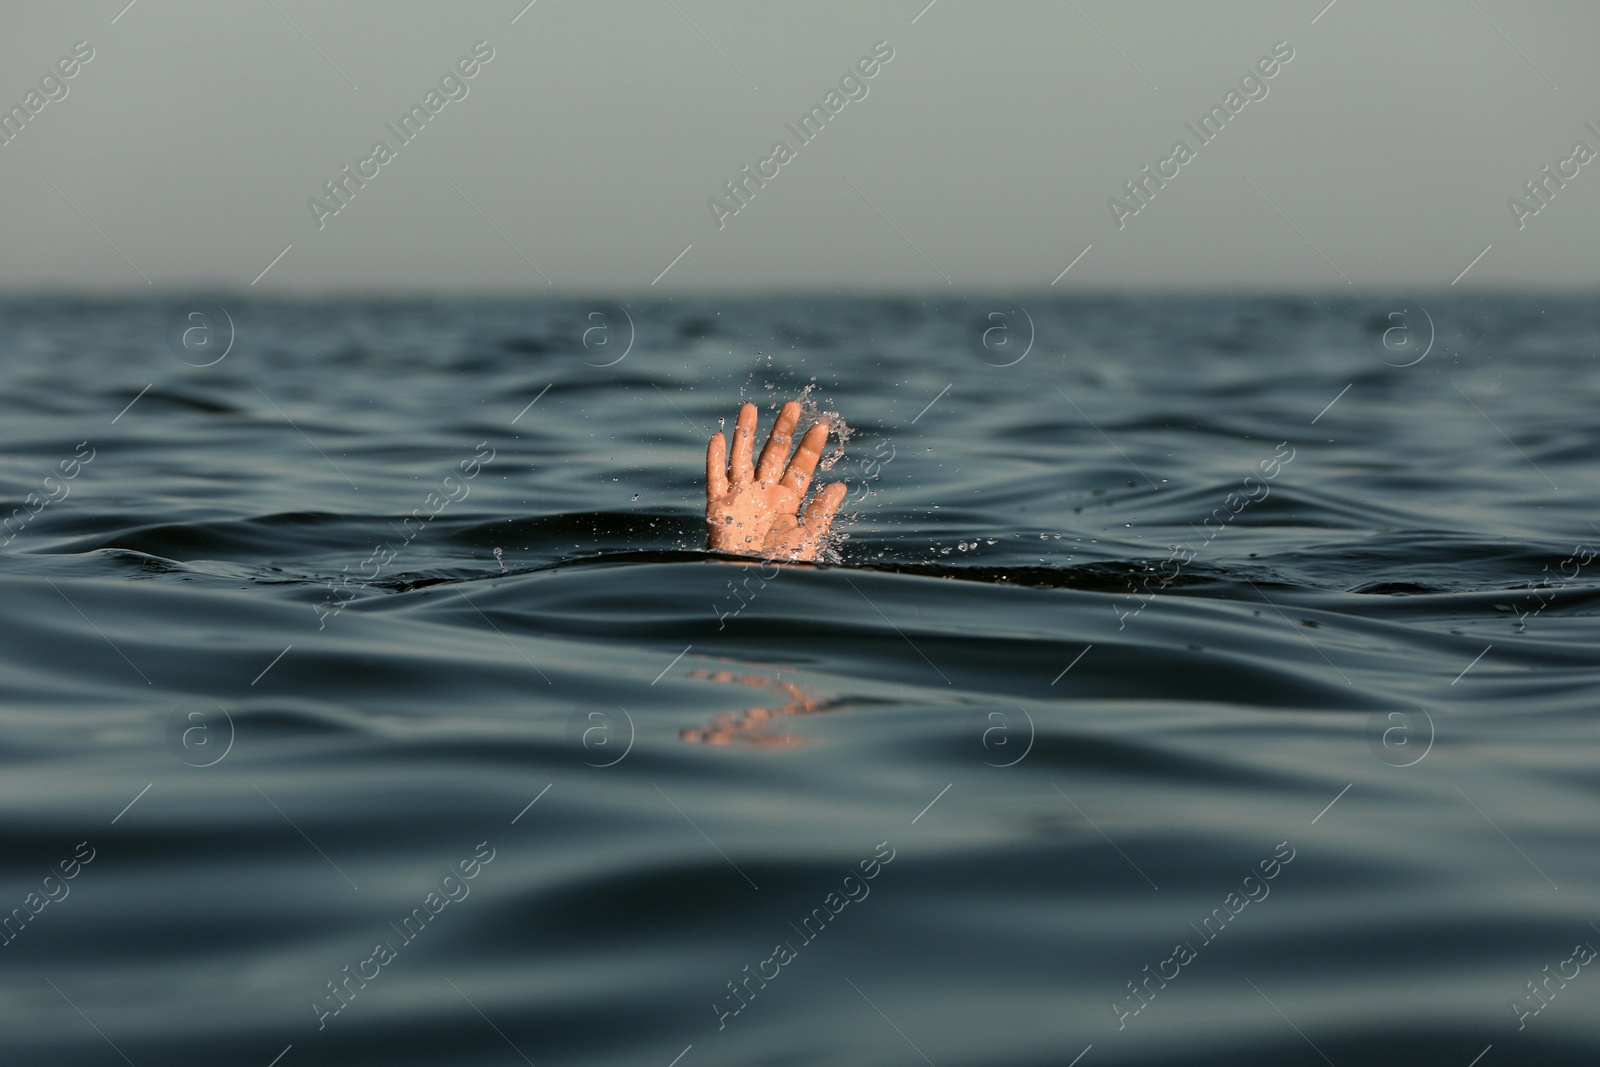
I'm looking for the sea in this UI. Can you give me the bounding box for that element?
[1,294,1597,1065]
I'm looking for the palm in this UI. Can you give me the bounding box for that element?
[706,400,847,562]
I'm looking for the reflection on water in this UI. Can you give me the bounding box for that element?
[679,666,828,747]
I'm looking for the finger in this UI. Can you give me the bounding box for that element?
[706,432,728,500]
[780,420,831,493]
[756,401,801,484]
[730,403,757,483]
[802,481,848,533]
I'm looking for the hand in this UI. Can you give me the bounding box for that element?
[706,400,847,562]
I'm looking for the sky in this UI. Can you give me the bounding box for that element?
[0,0,1596,294]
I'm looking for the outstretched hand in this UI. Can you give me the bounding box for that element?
[706,400,847,562]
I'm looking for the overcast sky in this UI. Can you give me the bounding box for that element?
[1,0,1596,293]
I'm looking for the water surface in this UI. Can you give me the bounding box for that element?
[2,295,1598,1065]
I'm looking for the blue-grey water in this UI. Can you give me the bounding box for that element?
[2,295,1598,1066]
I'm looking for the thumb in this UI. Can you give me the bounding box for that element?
[802,482,848,531]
